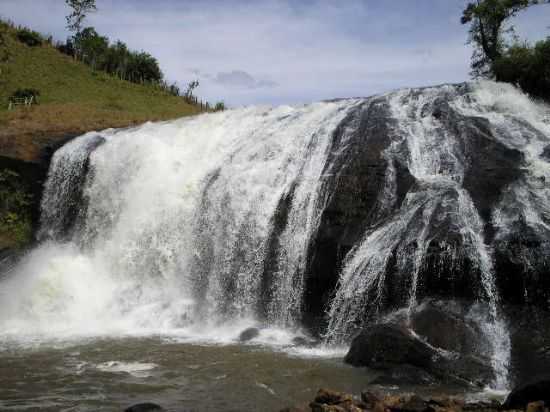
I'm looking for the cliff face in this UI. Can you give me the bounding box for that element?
[0,132,77,255]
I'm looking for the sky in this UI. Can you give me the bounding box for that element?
[1,0,549,107]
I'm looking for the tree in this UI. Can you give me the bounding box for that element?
[184,80,199,103]
[461,0,548,76]
[103,40,130,79]
[126,51,163,84]
[65,0,97,33]
[73,27,108,69]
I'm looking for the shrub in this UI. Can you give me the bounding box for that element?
[0,169,33,249]
[214,101,226,111]
[10,88,40,103]
[16,28,43,47]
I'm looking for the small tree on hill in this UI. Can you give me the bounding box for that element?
[184,80,199,104]
[65,0,97,34]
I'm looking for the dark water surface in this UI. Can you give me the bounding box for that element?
[0,337,378,412]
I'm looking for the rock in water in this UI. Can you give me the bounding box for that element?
[124,403,165,412]
[370,364,437,386]
[410,300,489,355]
[344,324,435,369]
[238,327,260,342]
[503,378,550,409]
[344,322,493,386]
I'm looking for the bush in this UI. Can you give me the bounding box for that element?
[0,169,33,249]
[10,88,40,103]
[16,28,42,47]
[494,38,550,102]
[214,101,226,111]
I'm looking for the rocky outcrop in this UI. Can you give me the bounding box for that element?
[343,300,494,386]
[343,320,493,387]
[238,327,260,342]
[503,378,550,409]
[301,83,543,339]
[302,98,416,328]
[280,389,502,412]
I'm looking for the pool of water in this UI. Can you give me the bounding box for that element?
[0,333,508,412]
[0,336,375,411]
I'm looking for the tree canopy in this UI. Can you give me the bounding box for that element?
[461,0,550,101]
[461,0,547,76]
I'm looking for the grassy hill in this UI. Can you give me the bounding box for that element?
[0,21,201,163]
[0,21,202,252]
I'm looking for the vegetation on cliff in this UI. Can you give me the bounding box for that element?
[0,169,32,250]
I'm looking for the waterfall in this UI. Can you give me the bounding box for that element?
[1,81,550,389]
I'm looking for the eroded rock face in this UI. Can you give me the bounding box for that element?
[505,306,550,384]
[301,83,550,342]
[344,314,494,387]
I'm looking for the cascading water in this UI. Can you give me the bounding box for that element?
[1,81,550,391]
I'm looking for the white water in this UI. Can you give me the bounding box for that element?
[1,81,550,390]
[0,101,358,344]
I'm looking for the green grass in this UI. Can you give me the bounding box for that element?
[0,21,204,250]
[0,20,200,162]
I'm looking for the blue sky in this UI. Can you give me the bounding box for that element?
[1,0,549,107]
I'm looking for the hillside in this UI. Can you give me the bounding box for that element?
[0,22,202,252]
[0,21,201,163]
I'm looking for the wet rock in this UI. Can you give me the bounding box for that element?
[344,322,493,387]
[360,391,382,409]
[314,388,353,405]
[124,402,165,412]
[395,395,434,412]
[283,388,504,412]
[238,327,260,342]
[309,388,366,412]
[526,401,546,412]
[410,300,489,355]
[370,364,437,386]
[344,324,435,370]
[502,378,550,409]
[302,99,416,330]
[494,219,550,308]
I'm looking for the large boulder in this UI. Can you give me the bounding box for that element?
[502,378,550,410]
[238,327,260,342]
[410,300,490,356]
[124,403,165,412]
[344,323,434,370]
[344,321,493,387]
[504,306,550,384]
